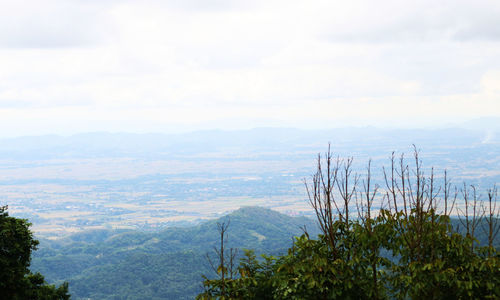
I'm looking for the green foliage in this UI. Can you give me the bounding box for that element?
[381,210,500,299]
[199,210,499,299]
[198,148,500,299]
[198,250,276,300]
[0,205,70,300]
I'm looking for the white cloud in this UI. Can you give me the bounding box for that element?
[317,0,500,43]
[0,0,114,48]
[0,0,499,136]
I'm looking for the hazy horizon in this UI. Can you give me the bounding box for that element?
[0,115,499,139]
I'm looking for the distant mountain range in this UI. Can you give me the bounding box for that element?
[1,125,498,160]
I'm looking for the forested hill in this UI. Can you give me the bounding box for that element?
[31,207,320,300]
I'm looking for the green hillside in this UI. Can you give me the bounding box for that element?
[31,206,500,299]
[31,207,319,300]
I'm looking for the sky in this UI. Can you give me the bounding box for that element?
[0,0,499,137]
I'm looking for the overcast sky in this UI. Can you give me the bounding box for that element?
[0,0,499,137]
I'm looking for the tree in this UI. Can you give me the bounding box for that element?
[0,205,70,300]
[198,146,500,299]
[198,220,239,299]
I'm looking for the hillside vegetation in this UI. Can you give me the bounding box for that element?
[32,207,320,299]
[31,206,500,299]
[199,149,500,299]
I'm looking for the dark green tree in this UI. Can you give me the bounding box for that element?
[0,205,70,300]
